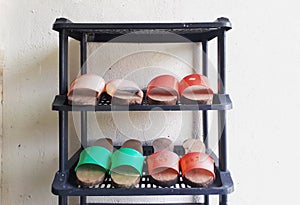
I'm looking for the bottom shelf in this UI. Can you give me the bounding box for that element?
[84,203,205,205]
[52,147,234,196]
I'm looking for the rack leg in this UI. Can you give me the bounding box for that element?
[202,41,208,147]
[58,28,69,172]
[59,111,68,172]
[58,29,69,205]
[59,196,68,205]
[218,29,229,205]
[217,29,227,172]
[80,196,87,205]
[80,34,88,148]
[219,195,228,205]
[59,29,68,95]
[81,112,87,148]
[204,195,209,205]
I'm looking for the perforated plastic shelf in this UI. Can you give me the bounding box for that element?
[52,93,232,112]
[52,146,234,196]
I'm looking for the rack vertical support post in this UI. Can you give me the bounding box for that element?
[80,34,88,205]
[202,40,210,205]
[218,29,228,205]
[59,29,69,205]
[80,33,88,148]
[202,40,209,147]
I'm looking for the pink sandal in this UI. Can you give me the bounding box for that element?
[67,74,105,105]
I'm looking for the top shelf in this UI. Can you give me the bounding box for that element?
[52,17,231,43]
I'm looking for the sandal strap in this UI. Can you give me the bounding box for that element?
[110,148,144,176]
[75,146,112,172]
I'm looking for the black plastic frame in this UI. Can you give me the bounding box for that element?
[52,17,233,205]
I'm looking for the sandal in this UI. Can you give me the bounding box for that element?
[105,79,143,105]
[146,75,179,105]
[147,138,179,187]
[179,74,214,104]
[110,139,144,188]
[75,138,113,186]
[180,139,215,187]
[67,74,105,105]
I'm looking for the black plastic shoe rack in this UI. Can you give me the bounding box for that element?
[51,17,234,205]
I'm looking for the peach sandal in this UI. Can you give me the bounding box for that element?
[67,74,105,105]
[105,79,143,105]
[147,138,179,187]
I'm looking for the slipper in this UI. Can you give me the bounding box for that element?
[179,74,214,104]
[105,79,143,105]
[146,75,179,105]
[67,74,105,105]
[110,139,144,188]
[147,138,179,187]
[75,138,113,186]
[180,139,215,187]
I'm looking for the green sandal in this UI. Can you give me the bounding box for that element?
[75,138,113,186]
[110,139,144,188]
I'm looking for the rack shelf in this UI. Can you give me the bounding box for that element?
[52,147,233,196]
[53,17,231,43]
[52,93,232,112]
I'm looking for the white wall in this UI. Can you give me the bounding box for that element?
[1,0,300,205]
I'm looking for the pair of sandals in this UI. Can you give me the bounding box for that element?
[67,73,213,106]
[75,139,144,188]
[146,74,214,105]
[147,138,215,187]
[75,138,215,188]
[68,74,143,105]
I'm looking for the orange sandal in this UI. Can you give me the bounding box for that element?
[180,152,215,187]
[179,74,213,104]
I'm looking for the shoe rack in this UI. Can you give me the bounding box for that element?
[51,17,234,205]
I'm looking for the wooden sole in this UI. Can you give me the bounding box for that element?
[111,172,140,188]
[76,165,106,187]
[149,168,178,187]
[147,95,177,105]
[183,170,214,187]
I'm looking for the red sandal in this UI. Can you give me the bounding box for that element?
[146,75,179,105]
[180,152,215,187]
[179,74,214,104]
